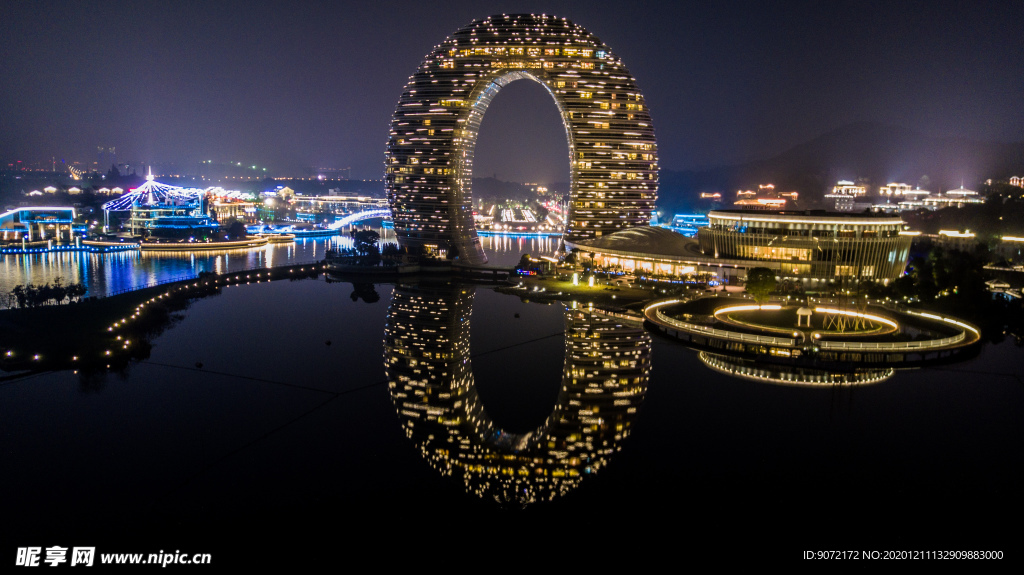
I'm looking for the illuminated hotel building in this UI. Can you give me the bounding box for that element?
[697,210,911,281]
[732,184,795,210]
[824,180,867,212]
[385,14,658,264]
[874,183,935,211]
[879,182,913,197]
[385,284,649,505]
[573,209,912,284]
[700,209,909,280]
[922,186,984,209]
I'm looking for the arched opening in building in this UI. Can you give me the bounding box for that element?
[473,78,571,265]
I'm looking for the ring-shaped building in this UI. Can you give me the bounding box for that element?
[385,284,650,505]
[385,14,659,264]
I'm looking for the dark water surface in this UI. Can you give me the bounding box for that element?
[2,259,1021,566]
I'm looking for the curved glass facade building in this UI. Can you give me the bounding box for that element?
[697,210,913,281]
[385,14,659,264]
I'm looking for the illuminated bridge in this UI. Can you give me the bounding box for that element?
[291,195,388,211]
[289,196,390,227]
[386,14,658,264]
[327,209,392,229]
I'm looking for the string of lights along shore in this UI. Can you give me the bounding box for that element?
[386,14,658,264]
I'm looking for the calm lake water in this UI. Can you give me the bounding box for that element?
[1,235,1021,566]
[0,233,560,299]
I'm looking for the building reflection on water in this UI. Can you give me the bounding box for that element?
[698,351,894,386]
[385,283,650,506]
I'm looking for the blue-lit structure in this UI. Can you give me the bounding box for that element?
[327,208,391,229]
[660,213,710,237]
[100,174,199,213]
[0,242,137,255]
[247,208,391,238]
[128,202,218,239]
[247,224,340,239]
[0,207,77,242]
[101,173,217,239]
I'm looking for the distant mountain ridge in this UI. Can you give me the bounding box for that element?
[658,122,1024,213]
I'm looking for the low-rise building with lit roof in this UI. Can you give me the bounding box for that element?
[824,180,868,211]
[922,186,984,209]
[569,209,912,286]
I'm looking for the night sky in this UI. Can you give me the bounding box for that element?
[2,0,1022,182]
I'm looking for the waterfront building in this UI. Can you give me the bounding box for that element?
[206,188,259,223]
[570,209,912,285]
[128,199,217,239]
[0,207,76,241]
[697,210,911,281]
[212,200,257,223]
[385,14,658,264]
[102,172,217,238]
[569,226,705,278]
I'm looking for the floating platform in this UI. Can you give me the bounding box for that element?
[2,240,140,255]
[290,229,341,238]
[644,297,982,368]
[259,233,296,244]
[139,236,269,251]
